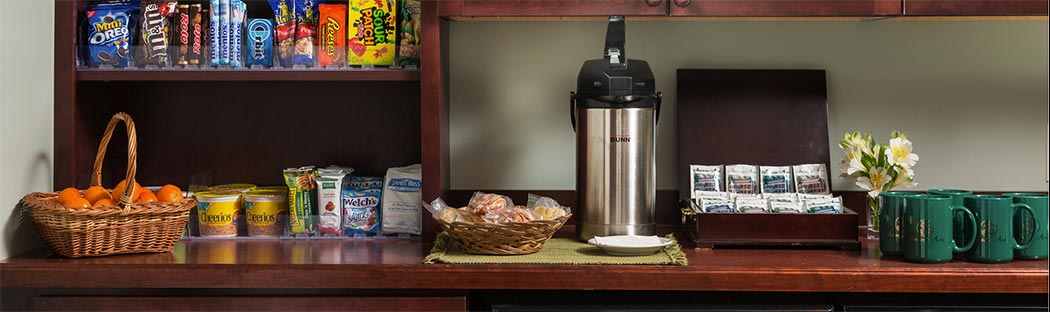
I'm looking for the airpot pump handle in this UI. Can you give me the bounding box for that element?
[604,16,626,69]
[655,92,663,125]
[570,92,578,132]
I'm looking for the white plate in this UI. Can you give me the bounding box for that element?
[587,235,673,256]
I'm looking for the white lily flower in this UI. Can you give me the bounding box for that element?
[848,158,867,176]
[856,167,890,198]
[886,137,919,168]
[891,166,918,188]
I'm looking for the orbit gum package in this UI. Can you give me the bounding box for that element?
[245,19,274,67]
[85,4,134,67]
[317,4,347,67]
[293,0,320,66]
[268,0,297,67]
[348,0,397,66]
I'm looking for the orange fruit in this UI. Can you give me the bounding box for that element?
[65,197,91,208]
[93,198,115,207]
[111,179,143,202]
[137,189,158,203]
[157,185,185,202]
[83,186,111,205]
[57,187,82,205]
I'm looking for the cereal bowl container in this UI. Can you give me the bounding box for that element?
[195,191,243,237]
[244,190,287,237]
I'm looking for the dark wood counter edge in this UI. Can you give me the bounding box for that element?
[3,262,1046,293]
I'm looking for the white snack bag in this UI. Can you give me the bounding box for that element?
[381,164,423,235]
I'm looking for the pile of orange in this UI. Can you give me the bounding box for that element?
[54,180,184,208]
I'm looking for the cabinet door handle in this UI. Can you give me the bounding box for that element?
[645,0,663,6]
[673,0,692,7]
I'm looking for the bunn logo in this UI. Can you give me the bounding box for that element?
[321,17,340,56]
[610,134,631,143]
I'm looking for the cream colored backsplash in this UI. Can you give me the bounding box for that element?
[450,20,1049,192]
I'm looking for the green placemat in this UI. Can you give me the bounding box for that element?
[424,232,687,266]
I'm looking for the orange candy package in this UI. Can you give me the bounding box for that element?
[318,4,347,67]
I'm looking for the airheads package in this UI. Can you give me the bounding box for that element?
[342,188,382,235]
[348,0,396,66]
[85,5,134,67]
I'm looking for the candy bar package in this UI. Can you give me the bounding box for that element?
[343,188,382,235]
[804,196,843,214]
[208,0,220,66]
[689,165,724,196]
[793,164,831,194]
[397,0,420,67]
[85,4,135,67]
[293,0,320,66]
[139,0,177,67]
[219,0,230,65]
[725,165,759,194]
[283,167,317,235]
[317,4,347,67]
[316,168,348,236]
[172,4,203,66]
[349,0,397,66]
[229,0,246,68]
[268,0,297,67]
[736,197,770,213]
[245,19,274,67]
[759,166,793,194]
[381,164,422,235]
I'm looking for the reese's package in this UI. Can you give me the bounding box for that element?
[317,4,347,67]
[268,0,297,67]
[397,0,420,67]
[348,0,397,66]
[85,4,135,67]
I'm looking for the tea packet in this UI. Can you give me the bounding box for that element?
[804,196,843,214]
[793,164,831,194]
[760,166,794,194]
[771,201,804,213]
[690,165,724,196]
[765,193,799,203]
[736,197,770,213]
[725,165,759,194]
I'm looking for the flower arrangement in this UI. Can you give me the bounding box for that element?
[838,131,919,237]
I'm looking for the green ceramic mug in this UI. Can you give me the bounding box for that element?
[879,191,920,257]
[903,194,976,263]
[928,189,974,246]
[963,195,1037,263]
[1003,193,1049,260]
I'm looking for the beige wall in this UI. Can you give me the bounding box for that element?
[449,20,1050,192]
[0,0,54,260]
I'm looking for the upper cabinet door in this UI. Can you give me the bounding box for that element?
[668,0,901,16]
[903,0,1048,15]
[438,0,668,17]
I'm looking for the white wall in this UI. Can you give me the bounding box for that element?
[449,20,1049,192]
[0,0,54,260]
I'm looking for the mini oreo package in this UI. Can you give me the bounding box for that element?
[85,5,135,67]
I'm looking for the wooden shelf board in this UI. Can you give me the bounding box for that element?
[76,68,421,82]
[447,15,1049,22]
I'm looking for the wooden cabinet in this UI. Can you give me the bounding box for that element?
[32,296,467,312]
[437,0,668,17]
[668,0,901,17]
[903,0,1049,16]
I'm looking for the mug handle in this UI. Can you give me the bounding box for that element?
[1012,203,1038,251]
[951,205,977,253]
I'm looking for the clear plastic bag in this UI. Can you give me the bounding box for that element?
[527,193,569,220]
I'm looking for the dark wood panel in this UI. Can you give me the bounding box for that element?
[670,0,902,16]
[421,0,451,241]
[904,0,1048,15]
[1,236,1046,293]
[33,296,467,311]
[77,69,421,82]
[54,0,79,190]
[438,0,668,17]
[73,81,421,187]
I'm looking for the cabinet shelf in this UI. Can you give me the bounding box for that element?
[76,68,421,82]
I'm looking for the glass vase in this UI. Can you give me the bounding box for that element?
[867,195,880,239]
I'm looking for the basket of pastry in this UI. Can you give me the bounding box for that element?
[19,112,196,258]
[424,192,571,255]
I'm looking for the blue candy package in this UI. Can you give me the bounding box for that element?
[85,5,134,67]
[245,19,274,67]
[342,188,382,235]
[345,176,384,191]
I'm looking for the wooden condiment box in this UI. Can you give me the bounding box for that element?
[676,69,860,250]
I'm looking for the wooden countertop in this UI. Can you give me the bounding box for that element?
[1,234,1046,293]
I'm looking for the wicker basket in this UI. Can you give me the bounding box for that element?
[20,112,196,258]
[434,212,571,255]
